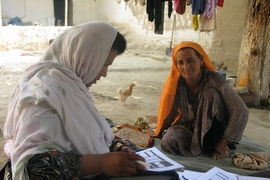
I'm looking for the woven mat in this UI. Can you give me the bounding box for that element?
[114,124,154,148]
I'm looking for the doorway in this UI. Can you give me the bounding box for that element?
[54,0,64,26]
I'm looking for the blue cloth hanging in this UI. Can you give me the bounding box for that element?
[192,0,205,14]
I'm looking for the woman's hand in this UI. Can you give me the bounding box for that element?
[100,152,147,177]
[121,146,136,153]
[81,152,147,177]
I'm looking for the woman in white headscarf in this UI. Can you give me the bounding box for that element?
[3,21,146,179]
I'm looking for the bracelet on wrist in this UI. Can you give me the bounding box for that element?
[113,142,124,152]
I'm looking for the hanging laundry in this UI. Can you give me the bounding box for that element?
[147,0,172,21]
[202,0,218,19]
[200,11,216,31]
[217,0,224,7]
[192,14,199,31]
[146,0,155,21]
[168,0,173,18]
[192,0,205,14]
[174,0,187,15]
[146,0,173,35]
[154,0,165,34]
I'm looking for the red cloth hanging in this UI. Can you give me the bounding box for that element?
[217,0,224,7]
[174,0,187,15]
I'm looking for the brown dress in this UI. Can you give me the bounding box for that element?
[160,69,248,156]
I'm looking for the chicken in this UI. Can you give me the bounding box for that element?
[117,83,135,105]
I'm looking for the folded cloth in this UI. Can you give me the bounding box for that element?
[232,151,270,170]
[200,11,216,32]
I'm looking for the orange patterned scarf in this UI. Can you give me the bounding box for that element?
[155,41,215,136]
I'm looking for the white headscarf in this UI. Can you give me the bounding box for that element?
[4,21,118,179]
[41,21,117,84]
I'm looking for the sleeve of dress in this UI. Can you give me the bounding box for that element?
[26,150,82,179]
[162,95,179,132]
[218,79,249,142]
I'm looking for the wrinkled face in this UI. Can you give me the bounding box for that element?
[176,48,203,80]
[86,49,118,87]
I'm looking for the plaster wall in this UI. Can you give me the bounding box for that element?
[209,1,247,73]
[1,0,54,26]
[0,26,69,51]
[0,0,247,72]
[71,1,211,50]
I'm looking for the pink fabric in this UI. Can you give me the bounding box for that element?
[202,0,218,19]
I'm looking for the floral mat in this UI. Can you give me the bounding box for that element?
[113,124,154,148]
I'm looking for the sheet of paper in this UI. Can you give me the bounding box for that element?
[178,170,203,180]
[238,176,270,180]
[195,167,239,180]
[136,147,185,172]
[178,168,270,180]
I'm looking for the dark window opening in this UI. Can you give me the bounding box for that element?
[54,0,65,26]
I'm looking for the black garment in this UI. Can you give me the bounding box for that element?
[146,0,173,34]
[202,118,224,155]
[0,159,12,180]
[154,0,164,34]
[146,0,155,22]
[26,139,141,179]
[103,115,115,127]
[27,151,82,179]
[168,0,173,18]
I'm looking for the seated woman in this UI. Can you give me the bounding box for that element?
[155,41,248,160]
[3,21,146,179]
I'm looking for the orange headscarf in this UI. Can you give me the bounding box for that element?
[155,41,215,136]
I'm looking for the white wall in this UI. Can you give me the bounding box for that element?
[0,0,247,72]
[0,26,69,51]
[1,0,53,26]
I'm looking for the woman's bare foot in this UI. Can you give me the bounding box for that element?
[211,150,229,160]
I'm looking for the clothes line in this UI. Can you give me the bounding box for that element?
[145,0,225,34]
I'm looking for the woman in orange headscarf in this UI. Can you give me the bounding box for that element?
[156,41,248,160]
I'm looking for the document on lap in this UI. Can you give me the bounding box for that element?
[136,147,185,172]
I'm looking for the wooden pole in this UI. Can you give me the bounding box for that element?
[65,0,68,26]
[0,0,2,26]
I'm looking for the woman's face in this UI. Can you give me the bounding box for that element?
[176,48,203,80]
[86,49,118,88]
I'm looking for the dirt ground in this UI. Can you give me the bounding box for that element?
[0,49,270,168]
